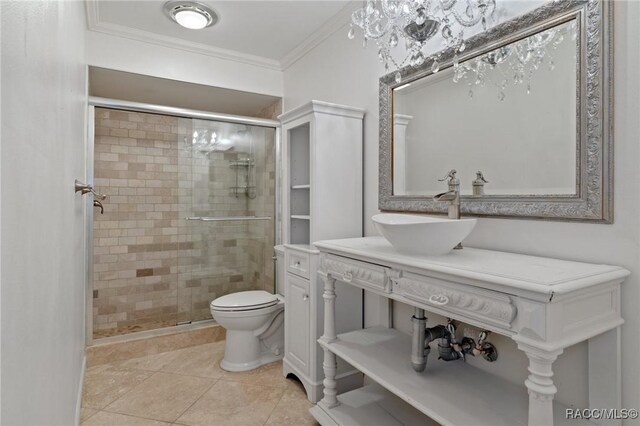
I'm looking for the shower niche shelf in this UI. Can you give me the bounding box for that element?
[229,185,256,198]
[230,155,255,198]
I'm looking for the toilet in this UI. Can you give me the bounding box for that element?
[210,246,286,372]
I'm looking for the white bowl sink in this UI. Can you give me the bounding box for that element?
[372,213,477,256]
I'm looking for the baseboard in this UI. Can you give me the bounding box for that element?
[75,353,87,426]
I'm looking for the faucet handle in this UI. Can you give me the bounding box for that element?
[475,171,488,183]
[438,169,458,182]
[438,169,460,192]
[477,330,489,346]
[446,321,457,342]
[446,321,466,361]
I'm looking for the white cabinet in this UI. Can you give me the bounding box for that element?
[312,237,629,426]
[283,245,363,403]
[284,272,311,375]
[279,101,366,402]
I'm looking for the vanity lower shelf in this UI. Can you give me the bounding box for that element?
[318,327,592,426]
[310,383,435,426]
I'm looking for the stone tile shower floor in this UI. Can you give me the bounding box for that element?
[81,341,318,426]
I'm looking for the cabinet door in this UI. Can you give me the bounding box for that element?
[285,273,311,376]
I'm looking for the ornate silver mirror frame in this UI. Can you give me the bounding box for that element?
[379,0,613,222]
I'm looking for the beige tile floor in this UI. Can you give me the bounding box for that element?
[81,341,319,426]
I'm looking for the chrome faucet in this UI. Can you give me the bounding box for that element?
[433,169,463,249]
[433,169,461,220]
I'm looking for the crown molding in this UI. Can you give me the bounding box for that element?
[278,100,365,123]
[85,0,282,71]
[280,2,359,71]
[85,0,358,73]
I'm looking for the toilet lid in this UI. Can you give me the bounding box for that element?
[210,290,279,312]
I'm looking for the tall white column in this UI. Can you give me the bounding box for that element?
[319,272,339,408]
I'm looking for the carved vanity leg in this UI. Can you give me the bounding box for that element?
[319,272,339,408]
[589,327,622,426]
[518,343,563,426]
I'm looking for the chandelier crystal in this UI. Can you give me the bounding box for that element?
[349,0,497,83]
[453,20,577,100]
[183,129,234,156]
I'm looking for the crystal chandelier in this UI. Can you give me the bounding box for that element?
[453,20,577,100]
[183,129,234,156]
[349,0,496,83]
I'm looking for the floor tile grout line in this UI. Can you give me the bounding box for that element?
[121,363,226,381]
[100,371,217,424]
[171,378,220,424]
[82,366,156,412]
[159,370,224,380]
[79,408,99,424]
[214,377,291,391]
[261,382,290,425]
[88,409,174,425]
[94,368,160,412]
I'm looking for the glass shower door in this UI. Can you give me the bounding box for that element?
[177,119,276,324]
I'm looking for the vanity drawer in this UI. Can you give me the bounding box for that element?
[323,254,390,293]
[287,250,310,279]
[394,272,517,329]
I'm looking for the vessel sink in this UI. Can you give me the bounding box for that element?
[372,213,477,256]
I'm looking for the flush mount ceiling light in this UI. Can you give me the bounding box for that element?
[164,1,218,30]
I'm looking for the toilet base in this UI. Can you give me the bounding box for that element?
[220,351,283,372]
[216,305,285,372]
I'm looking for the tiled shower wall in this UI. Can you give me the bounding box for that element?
[93,108,275,338]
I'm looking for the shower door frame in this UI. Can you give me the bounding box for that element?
[85,97,282,346]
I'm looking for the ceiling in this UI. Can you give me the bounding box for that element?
[88,0,354,68]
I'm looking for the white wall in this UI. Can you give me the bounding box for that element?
[283,1,640,419]
[1,1,88,424]
[87,31,283,98]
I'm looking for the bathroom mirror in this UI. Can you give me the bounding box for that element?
[379,0,613,222]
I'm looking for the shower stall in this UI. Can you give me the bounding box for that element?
[88,99,279,340]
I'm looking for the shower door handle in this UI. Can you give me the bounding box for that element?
[185,216,272,222]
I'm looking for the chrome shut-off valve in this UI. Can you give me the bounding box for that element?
[410,313,498,373]
[461,330,498,362]
[436,320,498,363]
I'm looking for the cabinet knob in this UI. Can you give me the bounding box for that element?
[294,261,301,267]
[302,294,309,301]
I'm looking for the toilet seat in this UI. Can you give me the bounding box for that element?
[210,290,278,312]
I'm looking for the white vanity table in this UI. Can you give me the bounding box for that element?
[310,237,629,426]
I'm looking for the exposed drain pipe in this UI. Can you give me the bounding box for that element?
[411,315,498,371]
[411,308,427,372]
[411,309,450,371]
